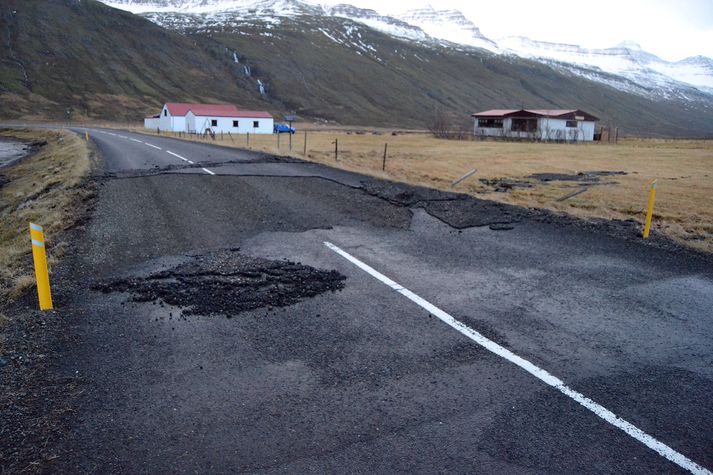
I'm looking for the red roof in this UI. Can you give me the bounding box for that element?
[474,109,520,116]
[472,108,598,121]
[233,110,273,119]
[164,103,195,116]
[189,104,241,117]
[164,103,272,118]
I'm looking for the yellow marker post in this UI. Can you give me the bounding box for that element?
[643,180,657,239]
[29,223,53,310]
[85,129,89,142]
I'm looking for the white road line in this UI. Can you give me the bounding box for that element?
[201,167,215,175]
[130,138,142,143]
[118,135,128,139]
[166,150,188,162]
[323,241,711,475]
[108,133,117,136]
[187,160,194,164]
[144,142,162,150]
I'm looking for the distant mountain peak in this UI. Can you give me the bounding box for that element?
[617,40,643,50]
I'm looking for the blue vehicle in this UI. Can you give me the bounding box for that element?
[273,123,296,134]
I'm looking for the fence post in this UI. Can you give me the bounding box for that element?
[382,143,388,171]
[334,138,338,161]
[303,131,308,156]
[247,132,250,148]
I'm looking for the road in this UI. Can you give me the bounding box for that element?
[32,128,713,472]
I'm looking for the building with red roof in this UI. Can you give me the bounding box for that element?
[471,109,599,141]
[145,103,274,134]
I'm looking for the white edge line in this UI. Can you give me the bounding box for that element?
[144,142,162,150]
[130,138,142,143]
[187,160,194,164]
[202,167,216,175]
[166,150,188,162]
[323,241,711,475]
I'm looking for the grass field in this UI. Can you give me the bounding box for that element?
[0,129,92,306]
[132,126,713,253]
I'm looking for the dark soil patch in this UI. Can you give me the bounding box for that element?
[479,178,533,192]
[91,249,346,317]
[529,171,626,182]
[478,171,627,193]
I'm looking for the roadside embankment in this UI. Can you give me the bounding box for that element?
[0,128,93,307]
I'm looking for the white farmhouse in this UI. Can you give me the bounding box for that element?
[472,109,599,141]
[149,103,273,134]
[186,105,273,134]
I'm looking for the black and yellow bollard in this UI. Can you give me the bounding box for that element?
[29,223,53,310]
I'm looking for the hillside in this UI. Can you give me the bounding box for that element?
[185,15,713,136]
[0,0,273,121]
[1,0,712,136]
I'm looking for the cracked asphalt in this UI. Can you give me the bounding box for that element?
[4,127,713,474]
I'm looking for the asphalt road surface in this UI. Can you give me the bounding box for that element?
[20,128,713,472]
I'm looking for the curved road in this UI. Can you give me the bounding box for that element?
[42,127,713,473]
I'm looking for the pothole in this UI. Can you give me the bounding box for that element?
[91,249,346,317]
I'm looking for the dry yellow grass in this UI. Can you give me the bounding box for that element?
[0,128,93,304]
[130,126,713,253]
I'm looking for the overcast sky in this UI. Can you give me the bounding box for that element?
[325,0,713,61]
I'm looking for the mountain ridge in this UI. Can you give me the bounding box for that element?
[101,0,713,96]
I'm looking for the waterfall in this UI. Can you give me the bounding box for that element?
[257,79,266,96]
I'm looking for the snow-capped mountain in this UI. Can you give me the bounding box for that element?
[100,0,713,99]
[499,37,713,95]
[396,7,498,53]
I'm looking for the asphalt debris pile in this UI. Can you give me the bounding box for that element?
[92,249,346,317]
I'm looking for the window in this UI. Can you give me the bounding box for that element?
[233,120,239,127]
[163,110,167,117]
[478,118,503,128]
[253,120,259,128]
[566,120,578,128]
[211,119,218,127]
[511,118,538,132]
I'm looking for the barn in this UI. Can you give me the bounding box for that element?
[150,103,273,134]
[472,109,599,141]
[144,114,160,129]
